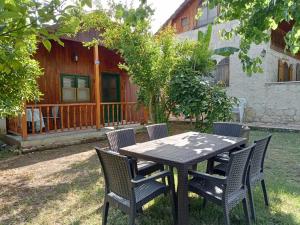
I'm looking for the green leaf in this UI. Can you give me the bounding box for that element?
[213,47,239,57]
[42,39,52,51]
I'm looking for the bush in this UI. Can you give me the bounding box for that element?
[169,69,236,131]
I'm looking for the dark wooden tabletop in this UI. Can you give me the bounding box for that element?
[119,131,247,167]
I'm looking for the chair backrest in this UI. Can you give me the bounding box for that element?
[213,122,243,137]
[250,135,272,177]
[238,98,247,108]
[106,128,136,152]
[225,144,255,196]
[95,147,133,200]
[146,123,168,141]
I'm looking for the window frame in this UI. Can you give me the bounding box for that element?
[61,74,91,103]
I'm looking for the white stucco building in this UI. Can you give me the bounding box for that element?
[162,0,300,126]
[177,21,300,126]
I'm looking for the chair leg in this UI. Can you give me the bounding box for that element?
[206,159,214,174]
[102,201,109,225]
[202,199,207,208]
[158,165,166,184]
[223,206,230,225]
[137,207,143,214]
[261,180,269,206]
[129,208,136,225]
[248,184,256,222]
[242,198,251,225]
[191,164,197,171]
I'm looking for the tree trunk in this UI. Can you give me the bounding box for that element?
[149,94,159,123]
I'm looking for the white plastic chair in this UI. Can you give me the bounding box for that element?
[232,98,247,123]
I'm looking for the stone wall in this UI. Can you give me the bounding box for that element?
[177,21,300,125]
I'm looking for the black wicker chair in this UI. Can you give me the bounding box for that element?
[105,128,165,176]
[95,147,177,225]
[146,123,168,141]
[213,122,244,137]
[189,145,256,225]
[212,135,272,222]
[206,122,244,173]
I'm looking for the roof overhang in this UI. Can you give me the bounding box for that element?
[157,0,194,33]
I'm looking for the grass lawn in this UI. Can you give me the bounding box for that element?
[0,123,299,225]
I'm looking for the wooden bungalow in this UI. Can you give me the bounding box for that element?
[7,31,147,140]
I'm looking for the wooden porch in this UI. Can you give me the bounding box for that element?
[7,102,147,140]
[5,31,148,142]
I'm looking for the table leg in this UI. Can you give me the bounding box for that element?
[177,166,189,225]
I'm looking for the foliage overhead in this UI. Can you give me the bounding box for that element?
[0,0,90,117]
[207,0,300,74]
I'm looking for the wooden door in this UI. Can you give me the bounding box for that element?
[101,73,121,123]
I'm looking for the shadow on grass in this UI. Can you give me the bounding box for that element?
[1,129,299,224]
[0,141,106,170]
[0,130,154,171]
[0,153,104,224]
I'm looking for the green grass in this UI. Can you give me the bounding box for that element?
[0,148,18,160]
[0,128,300,225]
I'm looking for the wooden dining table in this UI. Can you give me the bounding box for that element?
[119,131,247,225]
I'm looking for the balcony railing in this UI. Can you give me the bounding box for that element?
[7,102,146,139]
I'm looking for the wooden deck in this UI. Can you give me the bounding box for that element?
[7,102,147,140]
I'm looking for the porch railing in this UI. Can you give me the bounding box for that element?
[7,102,147,139]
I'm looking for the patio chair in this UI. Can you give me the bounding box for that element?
[188,145,256,225]
[213,122,244,137]
[105,128,165,177]
[146,123,168,141]
[212,135,272,222]
[206,122,244,173]
[232,98,247,123]
[95,147,177,225]
[43,106,61,131]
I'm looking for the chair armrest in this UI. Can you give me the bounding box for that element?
[213,157,229,164]
[213,146,243,163]
[188,170,227,185]
[95,147,111,152]
[131,170,171,187]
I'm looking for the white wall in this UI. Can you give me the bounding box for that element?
[177,21,300,125]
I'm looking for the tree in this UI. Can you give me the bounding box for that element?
[84,1,180,123]
[0,0,90,117]
[84,1,236,124]
[169,26,236,130]
[207,0,300,74]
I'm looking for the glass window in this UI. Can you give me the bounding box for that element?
[62,76,76,88]
[181,17,189,31]
[77,88,90,102]
[61,74,90,102]
[77,77,89,88]
[62,88,77,102]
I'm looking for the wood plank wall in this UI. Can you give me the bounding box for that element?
[171,0,200,34]
[34,40,132,104]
